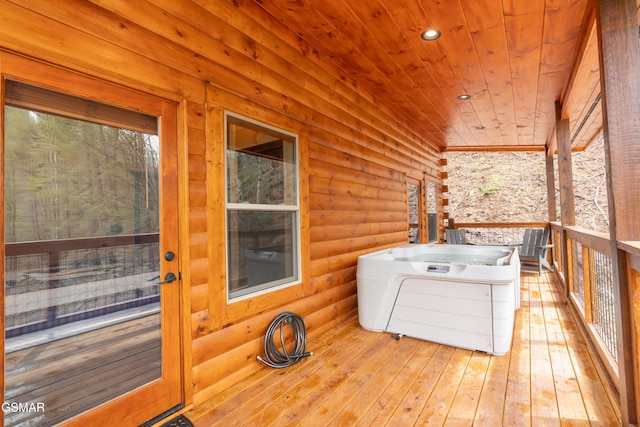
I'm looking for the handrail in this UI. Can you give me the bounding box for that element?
[450,221,548,229]
[619,240,640,258]
[564,226,611,255]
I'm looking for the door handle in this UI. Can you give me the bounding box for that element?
[158,272,177,284]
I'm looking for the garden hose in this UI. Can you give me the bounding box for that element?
[257,312,312,368]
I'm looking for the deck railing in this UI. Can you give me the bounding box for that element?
[554,224,619,373]
[447,221,548,245]
[449,221,621,384]
[4,234,160,341]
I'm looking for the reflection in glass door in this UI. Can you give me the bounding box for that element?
[408,179,421,243]
[3,82,165,426]
[427,180,438,242]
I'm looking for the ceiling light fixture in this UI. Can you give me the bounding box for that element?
[457,94,471,100]
[420,28,441,41]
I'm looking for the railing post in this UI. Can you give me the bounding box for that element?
[545,146,557,223]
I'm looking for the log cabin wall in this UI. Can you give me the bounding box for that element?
[0,0,443,409]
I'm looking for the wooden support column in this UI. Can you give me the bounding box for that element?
[545,146,557,222]
[555,101,575,297]
[555,101,575,227]
[596,0,640,424]
[545,143,562,291]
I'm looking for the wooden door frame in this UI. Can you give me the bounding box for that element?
[0,52,185,426]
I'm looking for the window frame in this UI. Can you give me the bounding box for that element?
[224,111,302,302]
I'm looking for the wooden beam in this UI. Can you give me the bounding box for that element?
[555,101,576,226]
[595,0,640,424]
[444,145,545,152]
[555,100,576,299]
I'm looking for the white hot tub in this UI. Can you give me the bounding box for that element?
[356,244,520,355]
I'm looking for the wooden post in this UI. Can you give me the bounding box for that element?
[555,101,575,297]
[595,0,640,424]
[555,101,575,227]
[545,146,557,223]
[545,145,562,289]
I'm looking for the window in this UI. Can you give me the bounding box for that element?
[225,113,300,300]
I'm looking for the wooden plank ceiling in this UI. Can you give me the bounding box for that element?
[242,0,611,153]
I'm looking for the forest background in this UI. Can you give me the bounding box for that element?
[445,135,609,235]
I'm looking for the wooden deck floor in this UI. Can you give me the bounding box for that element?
[188,272,621,426]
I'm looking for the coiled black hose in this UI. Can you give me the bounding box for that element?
[257,312,313,368]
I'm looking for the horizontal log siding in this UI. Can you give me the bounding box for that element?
[0,0,443,411]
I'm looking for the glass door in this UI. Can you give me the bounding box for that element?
[426,180,438,242]
[3,79,181,426]
[407,178,422,243]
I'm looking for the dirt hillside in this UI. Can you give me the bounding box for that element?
[445,135,609,234]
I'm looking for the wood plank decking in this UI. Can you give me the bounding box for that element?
[188,272,621,426]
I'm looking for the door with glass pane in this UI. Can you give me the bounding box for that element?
[407,178,422,243]
[2,79,181,426]
[426,180,438,243]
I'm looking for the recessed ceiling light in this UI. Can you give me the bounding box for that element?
[457,94,471,100]
[421,28,441,41]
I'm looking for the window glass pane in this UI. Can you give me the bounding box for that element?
[225,113,300,300]
[227,117,296,205]
[227,210,298,299]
